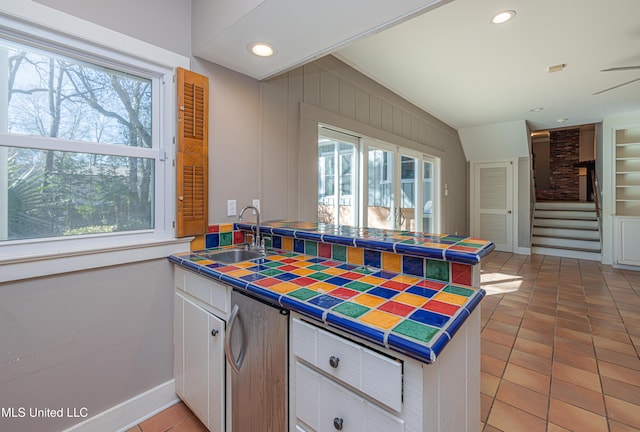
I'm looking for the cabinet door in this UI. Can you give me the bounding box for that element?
[180,294,225,431]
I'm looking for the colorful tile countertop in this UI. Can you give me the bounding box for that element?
[237,220,495,265]
[169,247,485,364]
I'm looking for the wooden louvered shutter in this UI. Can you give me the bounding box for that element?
[176,67,208,237]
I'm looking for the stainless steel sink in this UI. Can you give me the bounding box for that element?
[198,248,265,264]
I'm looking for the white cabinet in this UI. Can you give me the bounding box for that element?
[174,267,230,432]
[615,127,640,216]
[290,312,481,432]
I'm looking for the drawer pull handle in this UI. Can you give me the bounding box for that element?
[211,329,219,337]
[329,356,340,368]
[333,417,343,430]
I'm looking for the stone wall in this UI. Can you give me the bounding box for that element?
[536,128,580,201]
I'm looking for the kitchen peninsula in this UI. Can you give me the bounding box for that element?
[169,220,494,432]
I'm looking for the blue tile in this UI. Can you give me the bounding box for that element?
[295,230,322,242]
[272,235,282,249]
[322,234,356,247]
[275,272,298,282]
[406,286,438,298]
[444,308,469,339]
[205,233,220,248]
[280,296,324,321]
[239,273,266,283]
[293,238,305,253]
[308,294,344,309]
[402,255,425,277]
[337,263,359,270]
[429,333,450,359]
[324,276,352,286]
[367,287,398,299]
[387,333,436,363]
[355,238,393,253]
[363,249,381,268]
[326,314,385,346]
[409,309,449,328]
[395,242,444,259]
[371,270,397,279]
[443,250,478,265]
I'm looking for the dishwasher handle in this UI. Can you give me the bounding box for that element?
[224,304,246,373]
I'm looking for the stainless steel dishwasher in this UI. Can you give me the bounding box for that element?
[225,290,289,432]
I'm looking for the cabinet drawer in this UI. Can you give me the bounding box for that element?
[295,362,404,432]
[175,267,230,316]
[292,318,403,412]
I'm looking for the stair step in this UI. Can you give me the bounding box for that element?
[532,227,600,240]
[531,246,602,261]
[535,201,596,211]
[533,218,598,230]
[532,235,601,251]
[534,210,597,220]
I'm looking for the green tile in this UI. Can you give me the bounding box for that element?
[305,240,318,256]
[426,259,449,282]
[307,264,329,271]
[263,235,272,248]
[288,288,320,301]
[263,261,284,268]
[332,245,347,262]
[443,285,474,297]
[260,268,283,277]
[353,266,376,275]
[220,232,233,246]
[393,320,439,343]
[308,272,333,281]
[458,242,484,248]
[344,281,374,292]
[332,302,369,318]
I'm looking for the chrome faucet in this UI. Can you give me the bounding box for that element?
[238,205,263,251]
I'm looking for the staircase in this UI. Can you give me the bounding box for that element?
[531,201,601,261]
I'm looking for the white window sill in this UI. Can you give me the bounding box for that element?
[0,236,193,283]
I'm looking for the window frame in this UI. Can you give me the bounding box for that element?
[318,124,441,232]
[0,12,188,270]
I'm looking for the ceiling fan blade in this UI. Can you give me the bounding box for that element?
[593,77,640,95]
[602,66,640,72]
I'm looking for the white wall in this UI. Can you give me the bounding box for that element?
[602,110,640,265]
[458,120,530,162]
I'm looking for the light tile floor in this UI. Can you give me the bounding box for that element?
[136,251,640,432]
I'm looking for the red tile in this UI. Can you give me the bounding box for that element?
[207,224,219,233]
[233,230,245,244]
[341,272,365,280]
[329,288,359,300]
[451,262,472,286]
[290,277,317,286]
[381,280,410,291]
[422,300,460,316]
[254,277,280,287]
[277,265,298,272]
[318,243,332,258]
[379,301,415,317]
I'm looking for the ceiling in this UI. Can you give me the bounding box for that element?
[335,0,640,131]
[194,0,640,132]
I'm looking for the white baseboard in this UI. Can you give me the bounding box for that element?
[514,246,531,255]
[63,380,179,432]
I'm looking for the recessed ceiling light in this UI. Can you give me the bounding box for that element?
[530,107,544,112]
[557,118,568,123]
[248,42,275,57]
[492,10,516,24]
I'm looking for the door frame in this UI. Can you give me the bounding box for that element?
[470,160,518,252]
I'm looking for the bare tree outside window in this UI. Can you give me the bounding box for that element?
[2,39,155,241]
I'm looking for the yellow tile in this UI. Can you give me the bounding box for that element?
[282,237,293,251]
[393,275,422,285]
[290,267,315,276]
[360,310,402,330]
[190,235,204,250]
[291,260,314,267]
[233,261,256,268]
[434,292,467,306]
[382,252,401,272]
[394,292,428,307]
[323,267,346,276]
[353,293,386,308]
[359,275,387,286]
[196,259,214,266]
[226,269,253,278]
[308,282,335,294]
[271,282,299,294]
[219,224,233,233]
[292,254,313,261]
[347,247,364,265]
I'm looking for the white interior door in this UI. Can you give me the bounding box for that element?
[472,161,513,251]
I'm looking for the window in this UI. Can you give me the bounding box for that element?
[319,126,440,232]
[0,21,174,258]
[318,128,358,226]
